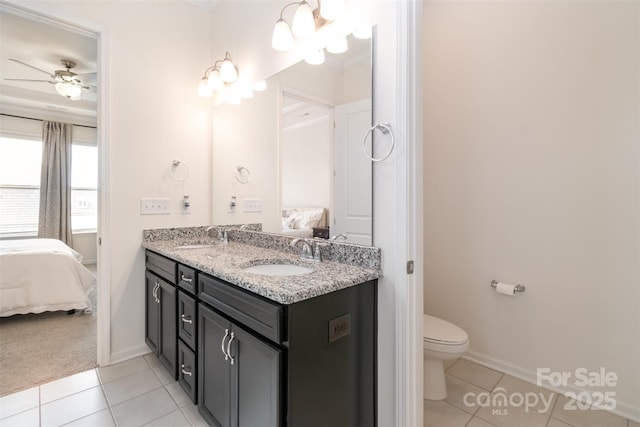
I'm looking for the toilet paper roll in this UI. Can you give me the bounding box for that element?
[495,282,516,296]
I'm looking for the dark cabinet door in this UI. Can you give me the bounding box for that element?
[145,271,161,354]
[232,326,282,427]
[199,304,232,427]
[178,340,197,404]
[158,280,177,378]
[178,291,197,350]
[199,303,282,427]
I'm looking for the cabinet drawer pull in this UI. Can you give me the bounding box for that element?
[180,274,193,283]
[181,364,193,377]
[227,332,235,365]
[221,328,230,360]
[181,314,193,324]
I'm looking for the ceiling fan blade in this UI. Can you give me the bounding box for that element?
[75,72,97,76]
[4,78,55,84]
[8,58,53,77]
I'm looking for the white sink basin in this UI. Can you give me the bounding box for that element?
[242,264,313,276]
[175,244,217,249]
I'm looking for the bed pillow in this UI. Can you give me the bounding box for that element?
[292,208,324,229]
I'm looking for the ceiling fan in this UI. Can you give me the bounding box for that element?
[5,58,96,100]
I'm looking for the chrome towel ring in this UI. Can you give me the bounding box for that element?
[169,160,190,181]
[235,166,251,184]
[362,122,395,162]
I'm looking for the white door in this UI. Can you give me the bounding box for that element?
[333,98,372,245]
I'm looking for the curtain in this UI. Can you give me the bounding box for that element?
[38,121,73,245]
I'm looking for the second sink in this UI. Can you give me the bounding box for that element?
[242,264,313,276]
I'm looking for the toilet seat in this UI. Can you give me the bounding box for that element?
[423,314,468,346]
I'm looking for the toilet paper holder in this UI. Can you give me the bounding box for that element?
[491,280,526,293]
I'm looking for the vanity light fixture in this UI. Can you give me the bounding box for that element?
[305,49,325,65]
[198,52,252,101]
[272,0,334,52]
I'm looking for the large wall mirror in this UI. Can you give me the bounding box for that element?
[211,33,372,246]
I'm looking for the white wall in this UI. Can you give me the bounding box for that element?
[423,1,640,420]
[8,0,214,362]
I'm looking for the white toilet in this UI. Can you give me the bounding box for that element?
[423,314,469,400]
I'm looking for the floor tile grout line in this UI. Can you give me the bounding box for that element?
[99,381,119,427]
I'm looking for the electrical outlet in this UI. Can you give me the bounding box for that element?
[140,198,171,215]
[243,198,263,213]
[328,314,351,343]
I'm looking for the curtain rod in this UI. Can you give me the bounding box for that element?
[0,113,97,129]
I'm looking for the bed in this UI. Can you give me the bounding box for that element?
[0,238,95,317]
[281,207,328,238]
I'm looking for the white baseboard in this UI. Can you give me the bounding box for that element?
[463,350,640,423]
[108,344,152,366]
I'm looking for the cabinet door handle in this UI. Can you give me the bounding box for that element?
[181,364,193,377]
[153,282,160,303]
[227,332,235,365]
[181,314,193,324]
[180,274,193,283]
[221,328,229,360]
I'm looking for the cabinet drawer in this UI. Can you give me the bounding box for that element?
[178,340,197,404]
[178,291,197,351]
[198,273,283,344]
[146,251,177,284]
[178,264,197,294]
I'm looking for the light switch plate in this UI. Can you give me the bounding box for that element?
[140,198,171,215]
[243,198,263,213]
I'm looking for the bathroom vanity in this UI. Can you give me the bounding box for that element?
[143,227,381,427]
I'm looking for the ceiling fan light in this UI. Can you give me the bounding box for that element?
[272,19,294,51]
[305,48,325,65]
[326,36,348,54]
[291,1,315,38]
[320,0,346,21]
[55,82,82,99]
[220,59,238,83]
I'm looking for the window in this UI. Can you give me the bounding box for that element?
[0,136,97,237]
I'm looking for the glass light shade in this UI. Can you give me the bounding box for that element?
[326,36,348,54]
[272,19,294,51]
[320,0,346,21]
[55,82,82,99]
[225,92,241,104]
[220,59,238,83]
[291,1,315,38]
[353,23,373,39]
[305,48,325,65]
[239,86,254,99]
[207,69,224,91]
[253,80,267,91]
[198,78,213,97]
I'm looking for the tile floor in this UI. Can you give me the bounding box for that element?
[426,358,639,427]
[0,354,207,427]
[2,354,638,427]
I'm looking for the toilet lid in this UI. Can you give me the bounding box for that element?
[424,314,468,345]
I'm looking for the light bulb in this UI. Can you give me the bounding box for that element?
[253,80,267,92]
[272,19,294,51]
[198,77,213,97]
[207,69,224,91]
[320,0,346,21]
[326,36,348,54]
[220,59,238,83]
[55,82,82,99]
[291,1,315,38]
[353,23,373,39]
[305,49,325,65]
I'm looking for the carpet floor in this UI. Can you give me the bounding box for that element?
[0,265,97,397]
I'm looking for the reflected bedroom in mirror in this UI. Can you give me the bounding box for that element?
[211,33,372,245]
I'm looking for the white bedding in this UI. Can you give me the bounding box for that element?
[0,238,95,317]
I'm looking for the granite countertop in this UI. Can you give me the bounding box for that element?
[143,238,382,305]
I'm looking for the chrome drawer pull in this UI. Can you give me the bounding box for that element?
[180,274,193,283]
[181,364,193,377]
[221,328,229,360]
[181,314,193,324]
[227,332,235,365]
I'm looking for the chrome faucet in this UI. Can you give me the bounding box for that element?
[206,226,228,243]
[290,238,314,260]
[330,234,347,241]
